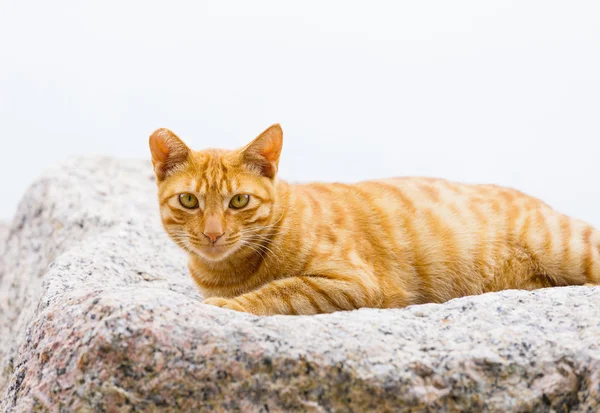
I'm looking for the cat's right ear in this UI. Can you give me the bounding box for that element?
[149,128,191,181]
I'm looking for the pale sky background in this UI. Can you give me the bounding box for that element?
[1,1,599,226]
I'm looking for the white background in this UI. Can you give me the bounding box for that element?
[1,1,599,225]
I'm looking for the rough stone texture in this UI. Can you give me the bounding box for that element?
[0,221,8,269]
[1,156,599,412]
[0,221,8,242]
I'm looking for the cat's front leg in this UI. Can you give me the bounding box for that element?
[202,296,247,312]
[202,275,382,315]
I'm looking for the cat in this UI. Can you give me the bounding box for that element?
[149,124,600,315]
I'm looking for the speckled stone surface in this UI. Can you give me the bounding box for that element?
[0,220,8,271]
[0,220,8,241]
[1,156,599,412]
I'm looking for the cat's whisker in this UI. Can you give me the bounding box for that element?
[237,223,293,241]
[239,240,267,260]
[243,235,283,254]
[243,237,281,259]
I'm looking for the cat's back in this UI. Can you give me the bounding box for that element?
[291,175,555,259]
[286,176,598,304]
[360,176,542,206]
[355,176,555,237]
[294,175,546,215]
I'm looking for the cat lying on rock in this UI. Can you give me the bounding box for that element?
[149,124,599,315]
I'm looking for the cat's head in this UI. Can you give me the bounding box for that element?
[149,124,283,262]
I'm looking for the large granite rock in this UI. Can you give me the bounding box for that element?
[0,156,599,412]
[0,221,8,268]
[0,221,8,242]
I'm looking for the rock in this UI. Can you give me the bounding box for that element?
[1,156,599,412]
[0,221,8,287]
[0,221,7,240]
[0,220,8,263]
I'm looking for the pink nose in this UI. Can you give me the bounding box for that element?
[203,232,224,244]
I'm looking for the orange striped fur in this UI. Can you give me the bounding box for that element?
[149,124,600,315]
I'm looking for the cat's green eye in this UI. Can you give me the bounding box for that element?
[229,194,250,209]
[178,193,199,209]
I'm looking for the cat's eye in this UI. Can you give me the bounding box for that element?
[229,194,250,209]
[178,193,199,209]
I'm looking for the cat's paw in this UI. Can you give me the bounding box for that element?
[202,297,246,312]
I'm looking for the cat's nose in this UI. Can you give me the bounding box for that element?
[203,232,224,244]
[203,214,224,244]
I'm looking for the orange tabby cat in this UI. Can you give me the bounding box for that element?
[149,124,600,315]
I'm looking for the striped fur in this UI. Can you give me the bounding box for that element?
[149,124,600,315]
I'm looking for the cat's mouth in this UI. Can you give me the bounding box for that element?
[204,244,228,254]
[190,241,239,261]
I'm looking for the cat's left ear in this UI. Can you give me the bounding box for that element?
[149,128,191,181]
[240,124,283,179]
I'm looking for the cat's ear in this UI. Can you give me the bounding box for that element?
[240,124,283,179]
[149,128,191,181]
